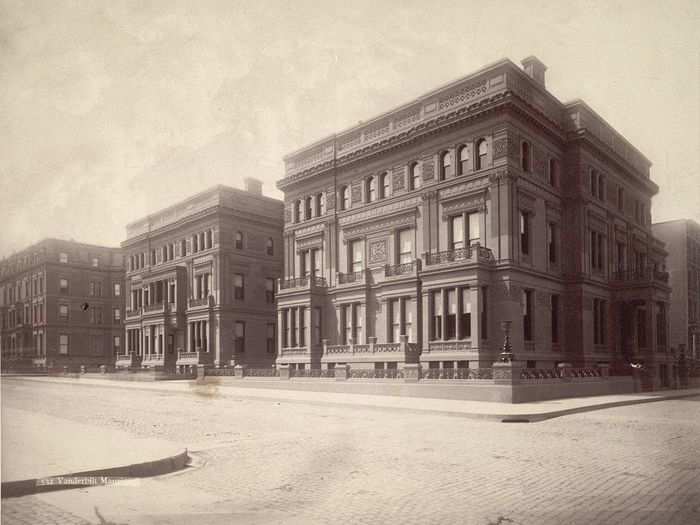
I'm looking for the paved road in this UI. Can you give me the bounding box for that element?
[2,378,699,524]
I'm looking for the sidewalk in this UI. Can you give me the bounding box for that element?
[9,375,700,422]
[1,405,187,497]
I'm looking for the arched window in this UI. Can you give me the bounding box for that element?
[521,141,531,173]
[305,196,313,219]
[339,186,349,210]
[316,192,325,216]
[235,231,243,250]
[294,200,301,223]
[476,139,488,170]
[380,172,390,199]
[440,151,453,180]
[366,176,377,203]
[458,145,469,175]
[410,162,422,190]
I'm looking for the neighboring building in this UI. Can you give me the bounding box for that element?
[276,56,673,389]
[0,239,124,369]
[118,179,283,371]
[652,219,700,360]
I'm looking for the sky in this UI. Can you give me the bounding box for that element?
[1,0,699,257]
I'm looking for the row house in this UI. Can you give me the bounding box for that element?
[118,179,283,372]
[276,56,673,389]
[652,219,700,361]
[0,239,124,369]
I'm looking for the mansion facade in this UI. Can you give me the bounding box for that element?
[275,56,673,389]
[119,178,283,371]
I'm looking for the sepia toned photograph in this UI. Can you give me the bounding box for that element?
[1,1,699,523]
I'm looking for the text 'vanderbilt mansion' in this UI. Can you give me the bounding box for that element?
[275,56,676,384]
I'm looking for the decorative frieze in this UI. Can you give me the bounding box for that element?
[441,194,487,218]
[439,178,490,200]
[339,196,421,226]
[343,213,416,238]
[368,240,387,264]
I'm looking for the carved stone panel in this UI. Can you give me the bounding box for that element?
[369,240,387,264]
[493,138,507,159]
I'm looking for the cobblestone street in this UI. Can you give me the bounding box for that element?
[2,379,699,524]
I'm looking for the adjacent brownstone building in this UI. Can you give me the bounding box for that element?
[118,179,283,371]
[652,219,700,360]
[0,239,124,369]
[276,56,673,389]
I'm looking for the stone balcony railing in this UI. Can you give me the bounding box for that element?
[143,302,164,313]
[188,295,213,308]
[423,244,495,267]
[424,340,472,354]
[278,276,328,293]
[125,308,142,319]
[322,336,418,360]
[115,353,141,367]
[142,353,164,362]
[279,346,310,357]
[177,350,211,364]
[337,270,366,285]
[384,260,421,277]
[611,267,670,285]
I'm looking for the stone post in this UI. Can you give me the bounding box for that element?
[234,364,246,379]
[278,364,291,380]
[368,336,377,353]
[403,363,422,383]
[100,365,107,374]
[196,364,206,380]
[596,363,610,378]
[492,361,523,385]
[557,362,573,381]
[335,364,349,381]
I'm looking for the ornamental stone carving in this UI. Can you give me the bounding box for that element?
[369,240,387,264]
[439,178,489,200]
[493,138,508,159]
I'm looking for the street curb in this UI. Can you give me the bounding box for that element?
[6,376,700,423]
[1,449,189,499]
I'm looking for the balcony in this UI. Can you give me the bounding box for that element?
[141,353,165,366]
[337,270,366,286]
[322,336,418,363]
[188,295,214,309]
[176,350,212,365]
[125,308,142,320]
[143,302,165,314]
[611,267,669,285]
[278,276,328,294]
[424,245,495,267]
[424,340,472,354]
[279,346,310,357]
[384,260,420,278]
[115,353,141,368]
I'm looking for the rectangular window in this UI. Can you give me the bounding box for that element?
[431,291,442,341]
[113,283,121,296]
[450,215,464,250]
[234,321,246,353]
[59,334,69,354]
[59,304,69,321]
[265,278,275,303]
[520,211,530,256]
[299,306,306,346]
[313,248,322,278]
[343,305,352,344]
[594,298,608,345]
[446,289,457,340]
[617,187,624,211]
[460,288,471,339]
[59,252,68,263]
[353,303,363,344]
[398,230,413,264]
[113,308,121,322]
[656,302,667,347]
[405,300,414,343]
[91,257,99,267]
[547,223,558,264]
[551,294,559,344]
[390,298,401,343]
[591,231,604,271]
[234,273,244,300]
[60,278,69,293]
[266,323,276,353]
[113,335,121,355]
[351,240,363,273]
[523,289,533,341]
[313,307,322,345]
[468,212,481,245]
[180,239,187,256]
[616,242,626,271]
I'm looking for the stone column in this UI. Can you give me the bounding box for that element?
[441,289,447,341]
[470,286,481,349]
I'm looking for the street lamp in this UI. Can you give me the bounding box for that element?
[499,320,514,363]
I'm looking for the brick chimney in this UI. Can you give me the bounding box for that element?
[244,177,263,195]
[521,56,547,88]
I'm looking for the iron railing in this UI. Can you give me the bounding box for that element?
[349,368,404,379]
[338,271,365,284]
[290,368,335,378]
[385,261,417,277]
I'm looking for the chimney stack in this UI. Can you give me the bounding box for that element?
[521,56,547,88]
[244,177,263,195]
